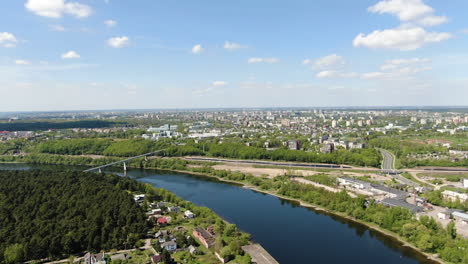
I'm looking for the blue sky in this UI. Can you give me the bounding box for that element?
[1,0,468,111]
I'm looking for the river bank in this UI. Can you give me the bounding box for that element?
[155,168,444,264]
[0,160,455,263]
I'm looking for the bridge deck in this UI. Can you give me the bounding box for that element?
[83,149,166,172]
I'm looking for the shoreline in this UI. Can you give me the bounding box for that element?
[150,168,444,264]
[0,161,446,263]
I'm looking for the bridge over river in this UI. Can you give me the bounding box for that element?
[83,149,167,173]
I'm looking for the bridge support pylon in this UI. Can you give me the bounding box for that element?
[123,162,127,171]
[98,168,102,173]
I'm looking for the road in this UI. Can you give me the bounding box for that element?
[185,157,351,169]
[379,149,395,170]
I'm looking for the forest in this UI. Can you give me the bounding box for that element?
[32,139,382,167]
[0,170,147,263]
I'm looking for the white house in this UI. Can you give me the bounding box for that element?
[184,210,195,219]
[463,178,468,189]
[437,211,451,220]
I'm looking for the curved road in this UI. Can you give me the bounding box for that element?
[379,149,395,170]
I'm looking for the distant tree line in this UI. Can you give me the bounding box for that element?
[0,120,123,131]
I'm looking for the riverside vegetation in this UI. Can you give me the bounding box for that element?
[10,138,382,167]
[0,170,251,263]
[1,155,467,263]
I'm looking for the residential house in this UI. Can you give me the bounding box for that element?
[167,206,180,213]
[161,241,177,251]
[157,217,168,226]
[84,252,106,264]
[188,245,197,254]
[192,227,215,248]
[184,210,195,219]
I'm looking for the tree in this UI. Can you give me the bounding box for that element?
[3,244,24,264]
[447,221,457,239]
[161,249,171,264]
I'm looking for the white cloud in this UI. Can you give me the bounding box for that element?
[417,15,448,27]
[460,29,468,35]
[49,24,67,31]
[316,70,357,79]
[104,20,117,27]
[212,81,228,87]
[61,50,80,59]
[353,26,451,51]
[224,41,247,50]
[191,44,204,54]
[25,0,92,18]
[0,32,17,48]
[380,58,430,70]
[15,60,31,65]
[362,58,431,80]
[368,0,433,21]
[247,57,279,64]
[357,0,450,51]
[107,36,129,48]
[305,54,346,70]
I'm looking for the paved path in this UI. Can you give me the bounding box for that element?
[242,244,279,264]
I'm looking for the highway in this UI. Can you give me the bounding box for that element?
[185,157,351,169]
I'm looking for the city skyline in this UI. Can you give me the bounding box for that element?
[2,0,468,111]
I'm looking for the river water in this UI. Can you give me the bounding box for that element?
[0,163,437,264]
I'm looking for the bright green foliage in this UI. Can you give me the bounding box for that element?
[0,170,147,262]
[36,138,113,155]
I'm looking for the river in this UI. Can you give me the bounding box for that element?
[0,163,438,264]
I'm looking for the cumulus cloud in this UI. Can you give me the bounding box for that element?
[107,36,129,48]
[368,0,433,21]
[212,81,228,87]
[247,57,279,64]
[0,32,17,48]
[356,0,450,51]
[417,16,448,27]
[305,54,346,70]
[104,20,117,27]
[353,26,451,51]
[224,41,247,50]
[191,44,204,54]
[25,0,92,18]
[15,60,31,65]
[61,50,80,59]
